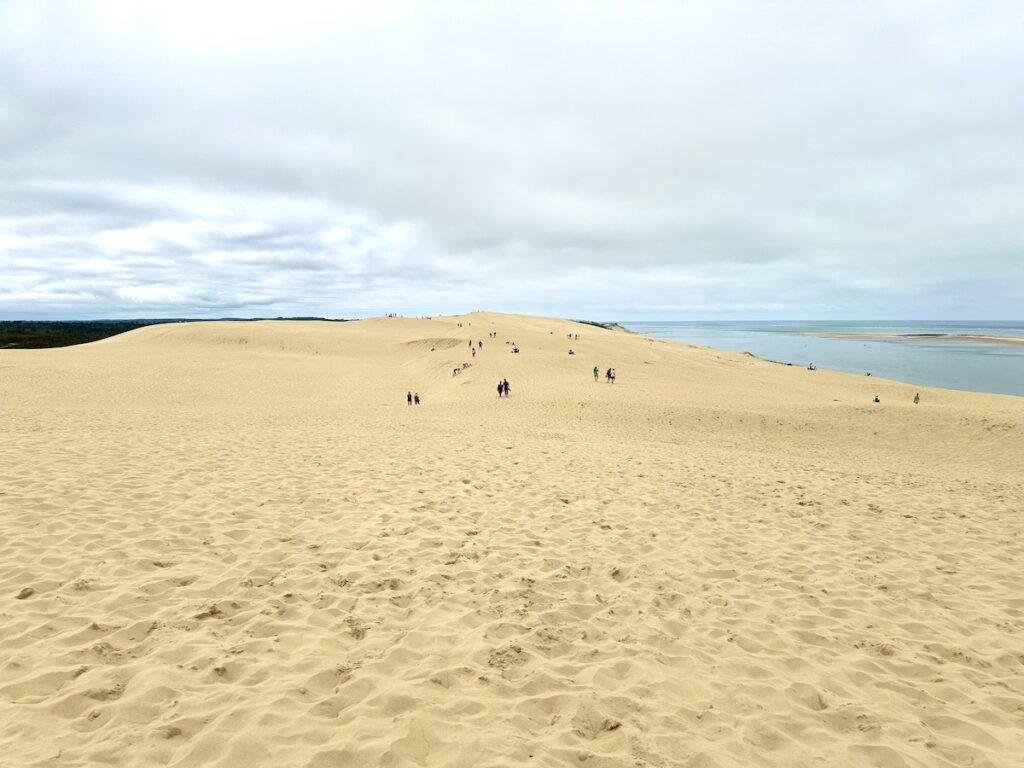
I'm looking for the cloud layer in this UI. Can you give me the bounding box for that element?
[2,1,1022,319]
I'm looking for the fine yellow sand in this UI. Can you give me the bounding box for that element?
[1,312,1022,768]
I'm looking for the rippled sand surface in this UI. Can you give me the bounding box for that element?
[1,313,1022,767]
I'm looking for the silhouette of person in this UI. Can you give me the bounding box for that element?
[407,391,412,405]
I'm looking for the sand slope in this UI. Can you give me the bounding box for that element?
[1,312,1022,768]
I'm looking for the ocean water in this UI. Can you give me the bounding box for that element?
[620,321,1024,397]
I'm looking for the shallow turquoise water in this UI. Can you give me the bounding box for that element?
[620,321,1024,397]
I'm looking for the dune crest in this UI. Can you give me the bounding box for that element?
[1,312,1022,767]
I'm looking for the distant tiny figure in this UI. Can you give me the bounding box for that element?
[593,366,599,382]
[914,392,920,404]
[610,367,616,383]
[478,341,483,349]
[866,372,871,376]
[807,363,816,370]
[606,367,612,383]
[568,349,575,355]
[407,391,413,405]
[497,381,504,398]
[873,395,880,403]
[453,367,460,376]
[414,392,420,405]
[472,347,476,357]
[512,347,519,353]
[502,378,510,397]
[469,340,473,348]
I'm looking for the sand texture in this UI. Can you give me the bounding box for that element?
[1,312,1022,768]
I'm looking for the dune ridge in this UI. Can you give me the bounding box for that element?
[1,312,1022,767]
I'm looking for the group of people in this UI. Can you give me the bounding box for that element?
[412,326,622,406]
[872,392,921,404]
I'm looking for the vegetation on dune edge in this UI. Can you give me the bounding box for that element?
[0,318,349,349]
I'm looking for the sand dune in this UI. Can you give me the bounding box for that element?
[1,312,1022,767]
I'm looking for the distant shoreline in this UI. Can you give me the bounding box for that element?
[572,320,633,333]
[802,332,1024,345]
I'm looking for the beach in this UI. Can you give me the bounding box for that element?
[1,311,1022,768]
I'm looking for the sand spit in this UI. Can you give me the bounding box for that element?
[1,312,1022,768]
[805,331,1024,346]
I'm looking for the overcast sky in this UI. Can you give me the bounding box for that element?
[1,1,1022,320]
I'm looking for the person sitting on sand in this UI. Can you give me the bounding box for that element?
[568,349,575,355]
[914,392,920,404]
[873,395,880,403]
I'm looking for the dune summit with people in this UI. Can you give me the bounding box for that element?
[1,311,1022,768]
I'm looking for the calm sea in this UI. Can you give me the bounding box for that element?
[620,321,1024,398]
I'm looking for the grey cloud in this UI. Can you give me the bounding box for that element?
[1,1,1022,319]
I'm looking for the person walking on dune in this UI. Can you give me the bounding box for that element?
[497,381,504,398]
[593,366,599,382]
[407,391,412,405]
[502,379,510,397]
[414,392,420,405]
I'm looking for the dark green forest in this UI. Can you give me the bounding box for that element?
[0,320,172,349]
[0,318,347,349]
